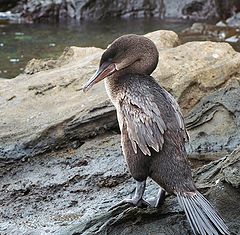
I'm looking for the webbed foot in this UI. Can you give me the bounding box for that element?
[147,187,166,208]
[109,180,148,211]
[109,196,151,211]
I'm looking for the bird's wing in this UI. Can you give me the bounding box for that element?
[162,89,189,142]
[119,90,167,156]
[119,84,188,156]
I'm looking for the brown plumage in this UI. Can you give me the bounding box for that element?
[83,34,229,235]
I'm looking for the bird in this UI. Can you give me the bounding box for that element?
[83,34,230,235]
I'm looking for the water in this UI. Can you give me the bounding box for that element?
[0,19,193,79]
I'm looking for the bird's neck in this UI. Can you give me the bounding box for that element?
[104,75,120,106]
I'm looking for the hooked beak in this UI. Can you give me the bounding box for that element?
[83,62,116,92]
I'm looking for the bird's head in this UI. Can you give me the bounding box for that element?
[83,34,159,92]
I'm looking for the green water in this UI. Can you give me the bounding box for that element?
[0,19,193,79]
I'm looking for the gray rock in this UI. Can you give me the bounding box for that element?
[181,22,240,42]
[0,11,21,22]
[1,29,240,234]
[1,133,239,234]
[226,12,240,28]
[185,80,240,160]
[11,0,238,22]
[225,35,240,43]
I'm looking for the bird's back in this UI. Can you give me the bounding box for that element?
[107,74,195,194]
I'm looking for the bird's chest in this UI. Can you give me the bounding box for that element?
[104,78,125,131]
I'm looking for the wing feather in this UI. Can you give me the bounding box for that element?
[162,89,189,142]
[118,78,188,156]
[120,92,166,156]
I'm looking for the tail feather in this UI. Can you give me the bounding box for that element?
[177,191,230,235]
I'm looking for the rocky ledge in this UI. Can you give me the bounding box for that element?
[0,30,240,234]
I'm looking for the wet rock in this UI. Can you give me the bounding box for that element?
[61,147,240,235]
[181,0,217,20]
[0,133,128,234]
[221,12,240,28]
[185,79,240,160]
[225,35,240,43]
[0,11,21,23]
[226,12,240,27]
[0,0,18,12]
[181,22,239,40]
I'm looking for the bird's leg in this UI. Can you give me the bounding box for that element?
[124,180,148,206]
[147,187,166,208]
[109,180,150,210]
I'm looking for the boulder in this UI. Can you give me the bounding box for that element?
[153,40,240,114]
[0,46,110,161]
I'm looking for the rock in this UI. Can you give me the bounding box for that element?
[0,46,110,161]
[185,79,240,160]
[145,30,180,50]
[226,12,240,28]
[0,133,128,234]
[216,21,227,27]
[0,11,21,23]
[0,0,18,11]
[181,22,239,40]
[1,133,238,234]
[181,0,217,20]
[153,40,240,114]
[10,0,239,22]
[0,30,180,162]
[225,35,240,43]
[1,30,240,162]
[1,29,240,234]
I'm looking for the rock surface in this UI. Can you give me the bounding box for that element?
[217,12,240,28]
[181,22,240,49]
[185,79,240,160]
[1,134,239,235]
[1,30,240,160]
[1,30,240,234]
[11,0,239,22]
[153,41,240,113]
[0,30,180,161]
